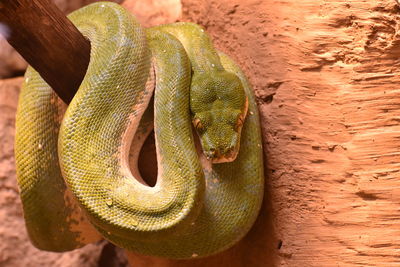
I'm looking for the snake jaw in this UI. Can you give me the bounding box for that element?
[196,117,244,164]
[203,140,240,164]
[204,97,248,164]
[208,147,239,164]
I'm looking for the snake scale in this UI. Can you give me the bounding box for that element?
[15,2,263,259]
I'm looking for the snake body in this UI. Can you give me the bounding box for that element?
[15,2,263,259]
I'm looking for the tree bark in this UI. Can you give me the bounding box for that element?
[0,0,90,103]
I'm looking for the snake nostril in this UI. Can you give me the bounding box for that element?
[211,149,218,158]
[205,148,216,160]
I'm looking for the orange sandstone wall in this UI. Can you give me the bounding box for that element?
[129,0,400,266]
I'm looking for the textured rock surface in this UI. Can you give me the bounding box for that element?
[128,0,400,266]
[122,0,181,27]
[0,40,26,79]
[2,0,400,266]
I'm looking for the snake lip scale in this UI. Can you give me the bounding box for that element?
[14,2,264,259]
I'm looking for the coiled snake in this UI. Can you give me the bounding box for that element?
[15,2,263,259]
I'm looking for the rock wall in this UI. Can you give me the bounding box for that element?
[129,0,400,266]
[1,0,400,266]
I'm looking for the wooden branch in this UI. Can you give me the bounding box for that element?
[0,0,90,104]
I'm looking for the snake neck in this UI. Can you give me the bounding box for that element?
[152,22,224,74]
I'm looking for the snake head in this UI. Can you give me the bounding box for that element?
[190,71,247,163]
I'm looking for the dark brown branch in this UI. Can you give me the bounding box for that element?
[0,0,90,104]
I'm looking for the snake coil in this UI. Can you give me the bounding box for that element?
[15,2,263,259]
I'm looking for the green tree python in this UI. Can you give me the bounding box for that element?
[14,2,264,259]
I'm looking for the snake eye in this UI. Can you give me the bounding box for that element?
[234,116,244,132]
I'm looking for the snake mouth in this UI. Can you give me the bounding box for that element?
[204,143,240,164]
[210,151,239,163]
